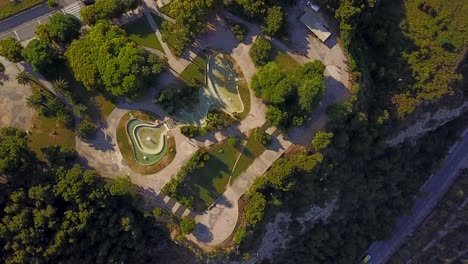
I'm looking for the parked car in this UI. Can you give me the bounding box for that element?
[306,1,320,12]
[82,0,95,6]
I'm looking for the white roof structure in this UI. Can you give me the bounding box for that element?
[300,9,331,43]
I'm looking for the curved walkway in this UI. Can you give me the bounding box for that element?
[75,4,351,248]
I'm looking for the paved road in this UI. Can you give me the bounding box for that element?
[0,3,52,32]
[366,128,468,264]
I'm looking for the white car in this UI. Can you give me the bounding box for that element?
[307,1,320,12]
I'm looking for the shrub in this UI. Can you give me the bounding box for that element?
[0,38,23,63]
[244,191,266,227]
[230,23,247,41]
[249,36,272,66]
[261,6,284,37]
[76,120,95,139]
[181,125,200,138]
[47,0,58,8]
[204,109,235,132]
[227,137,237,146]
[180,217,196,235]
[0,62,5,73]
[253,128,271,146]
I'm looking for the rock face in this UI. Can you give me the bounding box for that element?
[387,101,468,146]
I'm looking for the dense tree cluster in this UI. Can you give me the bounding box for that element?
[80,0,139,25]
[36,13,81,45]
[0,127,173,264]
[21,39,60,74]
[65,21,166,99]
[249,36,272,66]
[0,37,23,63]
[161,0,214,55]
[251,61,325,129]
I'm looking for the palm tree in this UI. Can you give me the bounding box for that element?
[52,77,69,93]
[26,91,44,110]
[54,110,73,128]
[16,71,33,86]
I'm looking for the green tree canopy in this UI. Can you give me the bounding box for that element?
[0,37,23,63]
[36,13,81,44]
[180,217,196,234]
[249,36,272,66]
[261,6,284,37]
[80,0,139,25]
[21,39,59,74]
[312,131,334,150]
[65,21,166,99]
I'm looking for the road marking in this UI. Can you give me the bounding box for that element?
[13,30,20,41]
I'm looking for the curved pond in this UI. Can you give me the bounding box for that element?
[126,119,169,165]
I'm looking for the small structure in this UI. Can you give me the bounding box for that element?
[300,9,331,43]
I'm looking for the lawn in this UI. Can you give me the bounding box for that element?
[116,110,176,175]
[182,140,241,211]
[271,46,300,73]
[0,0,43,21]
[180,54,206,84]
[94,95,116,119]
[122,16,164,52]
[231,131,266,179]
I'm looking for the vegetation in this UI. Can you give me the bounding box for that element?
[21,39,59,74]
[65,21,167,99]
[204,109,236,133]
[249,36,272,66]
[181,125,200,138]
[0,127,175,264]
[80,0,139,25]
[229,23,247,42]
[0,37,23,63]
[252,61,325,129]
[389,169,468,263]
[36,13,81,45]
[311,131,333,151]
[252,127,271,146]
[261,6,284,37]
[160,0,214,56]
[180,217,196,235]
[231,131,266,178]
[122,16,164,52]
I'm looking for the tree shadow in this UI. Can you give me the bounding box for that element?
[193,223,213,243]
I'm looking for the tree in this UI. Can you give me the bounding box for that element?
[251,62,292,104]
[266,106,288,128]
[312,131,334,150]
[65,21,166,98]
[244,191,266,226]
[249,36,272,66]
[253,127,271,145]
[36,13,81,44]
[234,0,267,18]
[0,127,37,185]
[297,76,325,112]
[15,71,33,86]
[0,37,23,62]
[51,77,69,93]
[80,0,139,25]
[261,6,284,37]
[180,217,196,235]
[21,39,59,74]
[76,120,95,139]
[40,145,77,165]
[26,91,44,110]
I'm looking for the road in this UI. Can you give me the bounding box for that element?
[366,128,468,264]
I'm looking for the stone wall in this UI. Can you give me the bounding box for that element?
[387,101,468,146]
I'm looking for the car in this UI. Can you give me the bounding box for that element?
[82,0,95,6]
[362,254,371,264]
[306,1,320,12]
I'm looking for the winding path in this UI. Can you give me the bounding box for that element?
[75,3,351,247]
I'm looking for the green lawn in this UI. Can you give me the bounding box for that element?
[122,17,164,52]
[95,95,116,119]
[180,54,206,84]
[231,132,266,179]
[0,0,43,21]
[182,141,241,211]
[271,46,300,73]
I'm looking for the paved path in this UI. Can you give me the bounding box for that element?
[366,128,468,264]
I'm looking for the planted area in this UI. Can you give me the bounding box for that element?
[231,129,268,179]
[80,0,139,25]
[66,21,167,99]
[116,111,176,174]
[0,127,181,263]
[252,61,325,129]
[122,16,164,52]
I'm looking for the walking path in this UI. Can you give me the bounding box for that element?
[74,3,351,247]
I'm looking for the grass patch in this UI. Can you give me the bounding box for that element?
[271,46,300,73]
[0,0,43,21]
[231,131,266,179]
[122,16,163,52]
[94,95,115,119]
[180,54,206,84]
[182,140,242,211]
[116,110,176,175]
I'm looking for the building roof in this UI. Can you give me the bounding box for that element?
[300,10,331,43]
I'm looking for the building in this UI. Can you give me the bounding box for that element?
[300,9,331,43]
